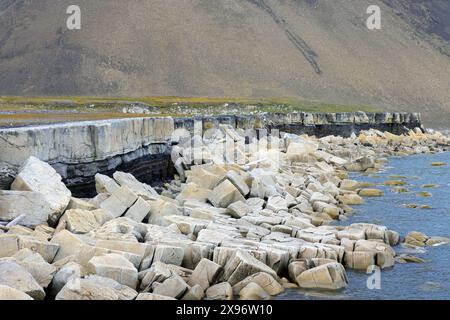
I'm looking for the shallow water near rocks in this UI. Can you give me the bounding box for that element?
[278,152,450,300]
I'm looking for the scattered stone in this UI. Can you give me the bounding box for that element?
[226,171,250,196]
[61,209,100,234]
[208,180,245,208]
[431,162,447,167]
[296,262,348,290]
[0,235,19,258]
[95,173,120,195]
[266,196,288,213]
[100,186,138,218]
[13,249,57,288]
[113,171,157,198]
[87,253,138,289]
[344,251,376,270]
[396,254,426,263]
[181,284,205,300]
[421,184,439,189]
[153,274,189,299]
[205,282,233,300]
[338,194,364,205]
[418,191,432,198]
[384,180,407,186]
[125,197,151,222]
[11,156,71,225]
[426,237,450,246]
[221,250,278,286]
[176,183,211,204]
[50,262,84,296]
[0,284,33,300]
[0,191,53,227]
[239,282,269,300]
[227,201,253,219]
[405,231,429,247]
[67,197,98,211]
[358,188,384,197]
[0,258,45,300]
[187,258,222,291]
[232,272,284,296]
[56,275,137,300]
[392,187,409,193]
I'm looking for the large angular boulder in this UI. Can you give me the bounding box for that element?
[239,282,269,300]
[11,156,71,225]
[100,186,138,218]
[343,251,376,270]
[0,258,45,300]
[176,183,211,204]
[208,180,245,208]
[0,285,33,300]
[50,262,85,296]
[56,275,137,300]
[232,272,284,296]
[87,253,138,289]
[50,230,86,262]
[221,250,278,286]
[187,258,222,291]
[113,171,157,198]
[0,191,53,227]
[18,236,59,263]
[227,201,253,219]
[186,167,222,190]
[152,274,189,299]
[226,171,250,196]
[295,262,348,290]
[147,245,185,267]
[181,284,205,300]
[205,282,233,300]
[146,197,180,225]
[95,173,120,195]
[66,197,98,211]
[13,249,57,288]
[288,260,309,283]
[61,209,101,234]
[0,235,19,258]
[124,197,151,222]
[139,262,172,291]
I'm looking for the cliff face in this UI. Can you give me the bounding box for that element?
[0,0,449,126]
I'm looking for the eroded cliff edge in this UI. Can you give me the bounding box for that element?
[0,112,422,194]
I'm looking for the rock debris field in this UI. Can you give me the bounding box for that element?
[0,126,449,300]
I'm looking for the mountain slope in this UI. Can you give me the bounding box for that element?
[0,0,449,127]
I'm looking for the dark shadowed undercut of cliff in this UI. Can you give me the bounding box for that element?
[0,0,449,127]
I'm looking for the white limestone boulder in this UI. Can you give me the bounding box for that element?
[296,262,348,290]
[11,156,71,225]
[56,275,137,300]
[0,190,54,227]
[0,258,45,300]
[0,284,33,300]
[87,253,138,289]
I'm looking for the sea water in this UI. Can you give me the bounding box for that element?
[279,152,450,300]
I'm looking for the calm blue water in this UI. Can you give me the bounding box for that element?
[279,152,450,300]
